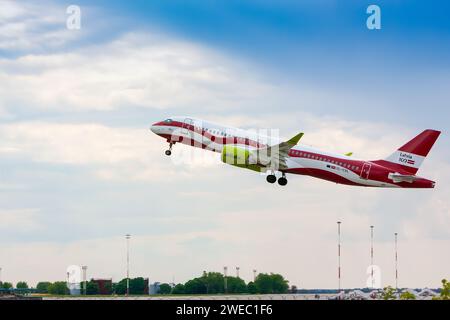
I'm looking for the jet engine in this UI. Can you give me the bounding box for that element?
[221,146,262,172]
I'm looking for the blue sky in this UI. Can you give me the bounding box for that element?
[5,0,450,127]
[0,0,449,288]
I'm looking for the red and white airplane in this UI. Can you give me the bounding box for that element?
[150,117,441,188]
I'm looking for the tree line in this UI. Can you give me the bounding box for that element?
[0,272,291,295]
[164,272,290,295]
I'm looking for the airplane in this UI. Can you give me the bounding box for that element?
[150,117,441,188]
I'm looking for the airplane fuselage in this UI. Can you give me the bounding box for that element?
[150,117,437,188]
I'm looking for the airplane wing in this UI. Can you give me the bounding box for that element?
[253,133,304,170]
[388,173,419,183]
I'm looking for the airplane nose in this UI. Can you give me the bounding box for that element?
[150,123,158,134]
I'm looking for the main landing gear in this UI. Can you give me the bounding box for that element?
[278,173,288,186]
[266,172,288,186]
[266,174,277,184]
[165,142,173,156]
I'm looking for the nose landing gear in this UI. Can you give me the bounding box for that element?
[165,142,173,156]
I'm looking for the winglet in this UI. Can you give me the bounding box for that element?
[287,133,304,146]
[345,152,353,157]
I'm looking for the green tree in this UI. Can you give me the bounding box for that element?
[247,281,257,294]
[433,279,450,300]
[255,274,273,294]
[16,281,29,289]
[113,278,147,295]
[113,279,127,295]
[184,278,207,294]
[86,281,99,295]
[1,282,13,290]
[36,282,52,294]
[48,282,69,295]
[227,277,247,294]
[270,274,289,293]
[204,272,225,294]
[182,272,228,294]
[400,291,416,300]
[254,273,289,294]
[381,286,396,300]
[129,277,147,295]
[158,283,172,294]
[172,283,185,294]
[48,282,68,295]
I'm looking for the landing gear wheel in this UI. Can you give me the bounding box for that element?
[266,174,276,184]
[165,142,173,156]
[278,177,288,186]
[278,173,288,186]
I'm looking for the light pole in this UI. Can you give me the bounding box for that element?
[395,232,398,290]
[82,266,87,295]
[236,266,240,278]
[0,267,2,285]
[126,234,131,296]
[337,221,341,292]
[370,225,374,289]
[223,266,228,294]
[253,269,257,282]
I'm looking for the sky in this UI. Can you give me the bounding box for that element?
[0,0,449,289]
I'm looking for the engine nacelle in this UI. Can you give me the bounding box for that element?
[221,146,261,172]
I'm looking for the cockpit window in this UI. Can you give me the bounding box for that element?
[164,119,173,123]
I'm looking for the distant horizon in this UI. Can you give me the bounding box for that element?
[0,0,449,289]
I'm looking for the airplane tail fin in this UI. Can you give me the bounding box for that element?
[375,129,441,175]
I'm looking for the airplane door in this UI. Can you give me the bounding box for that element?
[360,163,371,180]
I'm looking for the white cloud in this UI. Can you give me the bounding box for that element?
[0,31,282,115]
[0,0,80,51]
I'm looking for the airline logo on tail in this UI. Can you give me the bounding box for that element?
[380,129,441,175]
[392,151,422,167]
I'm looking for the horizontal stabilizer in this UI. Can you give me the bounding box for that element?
[388,173,419,183]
